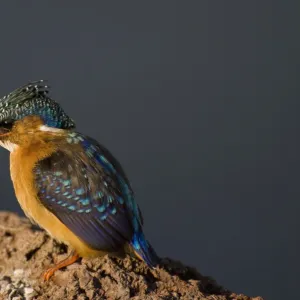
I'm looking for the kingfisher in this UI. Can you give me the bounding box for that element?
[0,81,159,281]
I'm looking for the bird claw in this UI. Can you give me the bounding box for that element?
[42,268,56,281]
[41,251,80,281]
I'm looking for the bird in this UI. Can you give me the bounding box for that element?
[0,80,159,281]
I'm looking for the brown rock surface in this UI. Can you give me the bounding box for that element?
[0,212,263,300]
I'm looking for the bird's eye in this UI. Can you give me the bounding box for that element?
[0,120,14,133]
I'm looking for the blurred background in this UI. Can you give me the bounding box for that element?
[0,2,298,299]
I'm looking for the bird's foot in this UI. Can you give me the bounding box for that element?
[42,250,80,281]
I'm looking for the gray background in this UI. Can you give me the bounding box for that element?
[0,2,298,299]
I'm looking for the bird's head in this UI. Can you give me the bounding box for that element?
[0,80,75,151]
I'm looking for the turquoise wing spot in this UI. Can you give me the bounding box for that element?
[100,214,107,221]
[76,188,85,195]
[96,204,106,213]
[63,180,71,186]
[79,199,90,206]
[68,205,76,211]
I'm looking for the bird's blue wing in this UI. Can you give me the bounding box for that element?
[34,133,142,252]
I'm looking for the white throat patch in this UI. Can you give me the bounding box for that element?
[0,140,18,152]
[39,125,64,133]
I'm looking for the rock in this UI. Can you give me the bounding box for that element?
[0,212,263,300]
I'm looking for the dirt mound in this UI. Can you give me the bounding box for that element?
[0,212,263,300]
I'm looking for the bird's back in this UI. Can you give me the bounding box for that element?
[0,81,159,268]
[10,125,159,267]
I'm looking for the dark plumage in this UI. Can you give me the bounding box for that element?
[0,80,75,129]
[0,80,159,278]
[34,135,134,252]
[34,132,158,267]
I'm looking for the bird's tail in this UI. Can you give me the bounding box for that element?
[130,231,160,268]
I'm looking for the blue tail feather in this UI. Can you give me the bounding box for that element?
[130,232,159,268]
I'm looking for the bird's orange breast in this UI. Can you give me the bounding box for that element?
[9,143,107,257]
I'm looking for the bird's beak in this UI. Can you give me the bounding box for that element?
[0,128,10,137]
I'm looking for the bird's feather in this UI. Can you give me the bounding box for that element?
[33,132,143,252]
[0,80,75,129]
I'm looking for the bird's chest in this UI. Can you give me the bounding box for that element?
[9,150,44,223]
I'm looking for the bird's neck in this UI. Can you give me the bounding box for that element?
[0,115,66,154]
